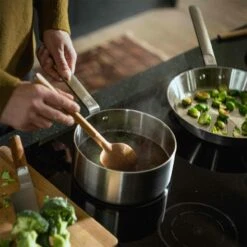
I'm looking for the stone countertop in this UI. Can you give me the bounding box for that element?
[0,36,246,148]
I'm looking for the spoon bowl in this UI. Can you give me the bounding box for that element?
[100,142,137,171]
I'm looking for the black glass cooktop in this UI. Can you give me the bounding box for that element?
[26,85,247,246]
[17,31,247,247]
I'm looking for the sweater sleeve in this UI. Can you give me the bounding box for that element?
[35,0,71,39]
[0,70,20,116]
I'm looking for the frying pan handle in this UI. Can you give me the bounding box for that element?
[189,5,217,66]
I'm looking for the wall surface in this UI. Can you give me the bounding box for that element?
[69,0,176,38]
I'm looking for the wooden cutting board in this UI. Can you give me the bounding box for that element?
[0,146,118,246]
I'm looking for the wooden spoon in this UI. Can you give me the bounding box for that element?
[35,73,137,171]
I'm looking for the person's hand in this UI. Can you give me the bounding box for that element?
[37,29,77,81]
[0,82,80,131]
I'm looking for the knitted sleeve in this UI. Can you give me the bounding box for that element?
[0,70,20,116]
[35,0,71,39]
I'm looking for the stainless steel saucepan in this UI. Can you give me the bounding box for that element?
[167,5,247,146]
[72,79,177,206]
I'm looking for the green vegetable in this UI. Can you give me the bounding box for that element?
[198,112,212,126]
[187,107,200,118]
[11,210,49,247]
[51,234,70,247]
[9,197,76,247]
[40,197,77,247]
[12,210,49,235]
[211,126,227,136]
[15,231,41,247]
[0,197,11,208]
[211,99,221,109]
[218,108,229,122]
[210,89,219,98]
[215,120,226,130]
[239,104,247,116]
[0,170,15,186]
[218,84,228,92]
[217,90,227,102]
[240,91,247,105]
[241,120,247,136]
[194,91,210,102]
[225,101,235,111]
[181,97,192,107]
[195,103,209,112]
[233,126,242,137]
[228,89,240,97]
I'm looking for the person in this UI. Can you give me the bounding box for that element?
[0,0,80,132]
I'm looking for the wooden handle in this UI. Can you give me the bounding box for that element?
[35,73,112,152]
[218,28,247,40]
[9,135,27,169]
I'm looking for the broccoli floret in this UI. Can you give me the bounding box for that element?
[15,230,41,247]
[41,197,76,232]
[50,233,70,247]
[40,197,77,247]
[12,210,49,235]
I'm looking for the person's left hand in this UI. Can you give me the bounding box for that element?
[37,29,77,81]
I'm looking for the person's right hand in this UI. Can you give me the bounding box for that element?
[0,82,80,131]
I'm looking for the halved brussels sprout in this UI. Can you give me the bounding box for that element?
[194,91,210,102]
[187,107,200,118]
[198,112,211,126]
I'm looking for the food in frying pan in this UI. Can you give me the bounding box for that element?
[225,100,235,111]
[198,112,212,126]
[194,91,210,102]
[181,87,247,137]
[215,120,226,130]
[233,126,242,138]
[241,120,247,136]
[187,107,200,118]
[182,97,192,107]
[239,104,247,116]
[195,103,209,112]
[218,108,229,122]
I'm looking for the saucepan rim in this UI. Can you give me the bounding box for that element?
[74,108,177,174]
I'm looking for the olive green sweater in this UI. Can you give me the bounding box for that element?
[0,0,70,116]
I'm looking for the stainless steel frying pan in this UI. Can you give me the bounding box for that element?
[167,5,247,146]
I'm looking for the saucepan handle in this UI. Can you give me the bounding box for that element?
[67,75,100,115]
[189,5,217,66]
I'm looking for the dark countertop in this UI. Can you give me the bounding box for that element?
[0,36,246,148]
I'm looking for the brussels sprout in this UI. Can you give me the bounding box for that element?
[225,101,235,111]
[181,97,192,107]
[218,84,228,92]
[210,89,219,98]
[218,108,229,122]
[218,90,227,102]
[194,91,210,102]
[195,103,209,112]
[239,104,247,116]
[211,126,227,136]
[187,107,200,118]
[240,91,247,105]
[211,99,221,109]
[198,112,211,126]
[215,120,226,130]
[228,89,240,97]
[241,120,247,136]
[233,126,242,138]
